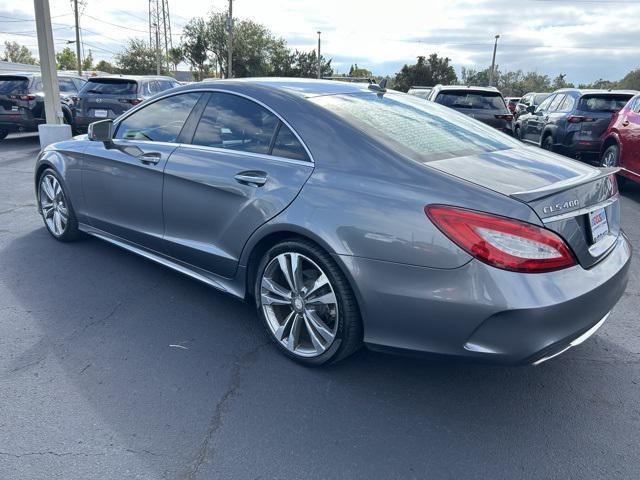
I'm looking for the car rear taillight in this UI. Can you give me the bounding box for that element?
[425,205,576,273]
[9,94,36,101]
[567,115,594,123]
[495,114,513,121]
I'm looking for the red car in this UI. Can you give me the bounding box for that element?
[601,93,640,186]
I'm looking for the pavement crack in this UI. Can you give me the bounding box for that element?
[181,342,269,480]
[0,203,36,216]
[0,450,105,458]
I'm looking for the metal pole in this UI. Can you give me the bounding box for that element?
[73,0,82,75]
[317,31,321,79]
[34,0,62,125]
[227,0,233,79]
[489,34,499,87]
[155,22,161,75]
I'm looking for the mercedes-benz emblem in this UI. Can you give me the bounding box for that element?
[96,98,102,103]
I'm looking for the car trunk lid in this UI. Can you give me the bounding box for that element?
[572,93,636,143]
[0,76,31,117]
[427,146,621,268]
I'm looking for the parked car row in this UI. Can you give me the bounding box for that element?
[409,83,639,186]
[0,73,180,138]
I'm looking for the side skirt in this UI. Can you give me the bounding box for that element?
[78,223,247,300]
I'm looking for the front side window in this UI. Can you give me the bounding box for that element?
[58,78,76,93]
[633,97,640,113]
[533,93,550,106]
[156,80,177,92]
[548,94,566,112]
[536,95,555,112]
[192,93,278,154]
[311,92,520,163]
[114,92,200,142]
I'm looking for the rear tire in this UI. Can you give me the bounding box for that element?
[542,135,554,152]
[38,168,83,242]
[601,144,619,168]
[255,238,362,366]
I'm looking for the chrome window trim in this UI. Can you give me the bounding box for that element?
[541,194,619,223]
[175,142,314,168]
[113,87,315,164]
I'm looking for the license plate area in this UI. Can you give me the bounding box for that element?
[588,207,609,244]
[93,109,108,118]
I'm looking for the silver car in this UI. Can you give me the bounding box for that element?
[35,78,631,366]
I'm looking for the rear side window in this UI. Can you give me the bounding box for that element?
[633,97,640,113]
[82,79,138,95]
[578,95,634,113]
[114,92,200,142]
[156,80,177,91]
[435,91,506,111]
[558,95,575,112]
[271,124,308,161]
[311,92,520,163]
[191,93,278,155]
[0,77,29,94]
[73,78,86,91]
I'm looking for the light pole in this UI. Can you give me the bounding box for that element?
[317,31,321,79]
[73,0,82,75]
[489,34,500,87]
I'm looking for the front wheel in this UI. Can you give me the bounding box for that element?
[542,135,554,152]
[255,239,362,365]
[514,124,523,141]
[38,169,83,242]
[601,144,619,168]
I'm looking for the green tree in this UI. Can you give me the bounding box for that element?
[115,39,161,75]
[348,64,372,78]
[619,69,640,90]
[56,47,78,71]
[95,60,116,73]
[167,46,184,73]
[552,73,574,90]
[182,17,212,79]
[289,49,333,78]
[393,54,457,92]
[2,41,37,64]
[82,50,94,71]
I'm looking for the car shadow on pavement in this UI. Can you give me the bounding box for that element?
[2,226,638,478]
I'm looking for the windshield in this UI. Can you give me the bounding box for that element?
[310,92,521,163]
[0,77,29,94]
[578,94,634,113]
[81,79,138,95]
[533,93,550,105]
[435,91,507,111]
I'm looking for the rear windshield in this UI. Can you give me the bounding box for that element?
[0,77,29,94]
[435,90,507,111]
[310,92,520,163]
[81,79,138,95]
[578,94,634,113]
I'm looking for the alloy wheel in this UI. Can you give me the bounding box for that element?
[260,252,339,358]
[602,149,617,167]
[39,173,68,237]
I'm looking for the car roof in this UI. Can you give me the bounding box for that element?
[89,75,176,82]
[198,77,376,98]
[434,85,501,93]
[409,86,432,89]
[553,88,639,96]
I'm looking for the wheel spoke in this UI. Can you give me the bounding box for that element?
[58,203,68,217]
[41,178,55,201]
[274,310,295,341]
[42,204,55,218]
[306,290,336,306]
[303,314,326,354]
[53,211,63,234]
[304,309,335,344]
[286,313,302,351]
[277,254,296,292]
[290,253,305,292]
[304,272,329,299]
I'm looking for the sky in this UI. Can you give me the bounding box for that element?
[0,0,639,84]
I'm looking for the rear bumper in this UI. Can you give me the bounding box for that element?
[0,115,41,132]
[338,232,631,365]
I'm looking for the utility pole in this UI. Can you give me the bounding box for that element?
[489,34,500,87]
[73,0,82,76]
[34,0,71,146]
[155,23,161,75]
[317,31,321,79]
[227,0,233,79]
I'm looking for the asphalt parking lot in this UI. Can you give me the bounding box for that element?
[1,134,639,480]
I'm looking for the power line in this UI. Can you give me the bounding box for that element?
[83,13,149,33]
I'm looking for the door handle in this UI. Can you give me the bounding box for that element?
[234,171,268,187]
[137,152,161,164]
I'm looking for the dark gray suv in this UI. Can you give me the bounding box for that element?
[515,88,637,158]
[0,73,86,139]
[74,75,180,133]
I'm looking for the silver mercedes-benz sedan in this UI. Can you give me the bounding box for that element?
[35,78,631,366]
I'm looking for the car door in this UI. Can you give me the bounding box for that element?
[543,94,567,143]
[162,91,314,278]
[620,97,640,175]
[82,91,202,251]
[525,94,555,142]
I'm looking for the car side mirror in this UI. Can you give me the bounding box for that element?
[88,119,113,143]
[526,105,536,113]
